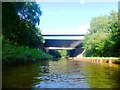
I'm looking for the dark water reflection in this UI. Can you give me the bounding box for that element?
[2,58,120,88]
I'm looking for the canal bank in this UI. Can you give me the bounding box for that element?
[74,57,120,64]
[2,58,120,88]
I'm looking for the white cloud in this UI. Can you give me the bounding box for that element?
[79,0,86,4]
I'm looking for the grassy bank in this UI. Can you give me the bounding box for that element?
[2,43,53,65]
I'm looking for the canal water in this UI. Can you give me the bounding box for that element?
[2,58,120,88]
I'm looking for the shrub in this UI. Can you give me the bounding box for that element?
[2,43,53,65]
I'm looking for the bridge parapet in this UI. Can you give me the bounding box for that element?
[42,34,85,40]
[42,34,85,36]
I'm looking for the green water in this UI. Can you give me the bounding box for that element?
[2,58,120,88]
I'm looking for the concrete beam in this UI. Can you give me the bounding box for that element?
[48,47,75,50]
[42,36,84,40]
[42,34,85,36]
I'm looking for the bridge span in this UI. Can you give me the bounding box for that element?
[42,34,85,57]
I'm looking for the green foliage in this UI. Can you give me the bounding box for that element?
[49,50,68,58]
[2,2,53,65]
[83,11,120,57]
[58,50,67,58]
[2,2,20,43]
[2,43,53,65]
[17,2,42,26]
[2,2,44,48]
[108,11,120,56]
[89,15,109,34]
[18,20,44,47]
[49,50,61,58]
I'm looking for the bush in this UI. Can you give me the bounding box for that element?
[2,43,53,65]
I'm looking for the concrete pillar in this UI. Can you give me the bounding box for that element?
[46,47,49,53]
[100,58,102,64]
[109,59,112,67]
[76,49,85,58]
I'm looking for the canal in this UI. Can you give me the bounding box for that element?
[2,58,120,88]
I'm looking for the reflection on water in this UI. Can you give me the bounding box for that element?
[2,58,120,88]
[33,60,89,88]
[82,61,120,88]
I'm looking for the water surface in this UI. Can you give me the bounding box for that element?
[3,58,120,88]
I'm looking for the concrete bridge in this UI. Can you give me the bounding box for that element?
[42,34,85,57]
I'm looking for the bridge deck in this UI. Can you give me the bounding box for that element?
[42,34,85,36]
[42,34,85,40]
[42,34,84,49]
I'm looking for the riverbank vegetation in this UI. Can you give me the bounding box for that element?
[83,11,120,57]
[2,2,53,65]
[58,50,67,58]
[2,43,53,65]
[48,50,67,58]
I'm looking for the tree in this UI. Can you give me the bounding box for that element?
[2,2,44,48]
[58,50,67,58]
[89,15,109,34]
[83,11,120,57]
[2,2,20,43]
[107,11,120,56]
[83,15,110,57]
[17,2,42,26]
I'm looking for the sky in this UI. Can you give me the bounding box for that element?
[37,1,118,35]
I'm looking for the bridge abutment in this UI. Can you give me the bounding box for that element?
[45,47,49,53]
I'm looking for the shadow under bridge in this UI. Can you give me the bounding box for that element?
[42,34,85,57]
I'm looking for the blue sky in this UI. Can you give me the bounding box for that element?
[37,2,118,34]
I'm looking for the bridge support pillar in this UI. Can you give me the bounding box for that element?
[76,49,85,58]
[46,47,49,53]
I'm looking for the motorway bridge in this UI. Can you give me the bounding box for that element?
[42,34,85,57]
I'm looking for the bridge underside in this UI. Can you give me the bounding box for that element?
[44,39,82,49]
[44,39,84,57]
[42,34,85,57]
